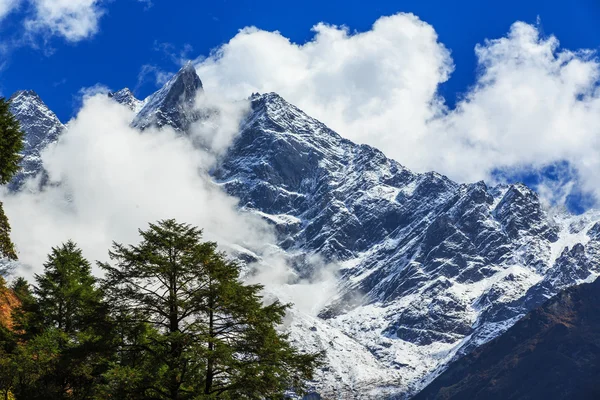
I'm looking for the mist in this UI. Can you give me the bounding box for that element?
[0,91,340,316]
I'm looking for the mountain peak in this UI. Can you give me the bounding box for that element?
[9,89,40,102]
[108,88,143,112]
[179,60,197,74]
[131,62,203,131]
[170,61,203,94]
[10,90,39,100]
[8,89,61,126]
[8,89,64,190]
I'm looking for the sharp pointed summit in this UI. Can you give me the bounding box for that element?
[8,90,65,190]
[132,62,204,131]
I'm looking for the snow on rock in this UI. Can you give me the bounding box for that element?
[108,88,145,113]
[132,62,204,131]
[10,69,600,398]
[8,90,65,190]
[212,90,600,398]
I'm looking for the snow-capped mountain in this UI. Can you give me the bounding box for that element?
[131,61,203,131]
[414,277,600,399]
[8,64,600,399]
[8,90,65,190]
[108,88,144,112]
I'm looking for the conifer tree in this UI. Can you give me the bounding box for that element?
[34,241,100,334]
[0,97,23,261]
[0,204,16,262]
[12,242,112,399]
[101,219,320,399]
[0,98,23,186]
[10,277,31,304]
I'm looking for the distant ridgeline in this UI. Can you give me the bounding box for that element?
[414,277,600,399]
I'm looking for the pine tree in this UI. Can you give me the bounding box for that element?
[100,219,320,399]
[0,98,23,186]
[10,278,31,304]
[0,97,23,261]
[34,241,100,334]
[11,242,112,399]
[0,203,16,261]
[9,277,34,341]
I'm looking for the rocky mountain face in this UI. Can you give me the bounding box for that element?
[8,64,600,399]
[108,88,144,112]
[414,277,600,400]
[131,61,203,131]
[7,90,65,190]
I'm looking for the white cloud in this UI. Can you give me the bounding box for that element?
[196,13,453,167]
[137,0,153,10]
[189,93,251,158]
[429,22,600,194]
[2,95,272,279]
[24,0,105,42]
[0,0,21,21]
[194,14,600,203]
[153,41,194,65]
[1,93,338,314]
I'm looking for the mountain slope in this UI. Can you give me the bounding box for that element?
[131,62,203,131]
[414,277,600,400]
[8,65,600,398]
[212,88,600,396]
[8,90,65,190]
[108,88,144,112]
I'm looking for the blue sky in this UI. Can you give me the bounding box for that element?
[1,0,600,213]
[1,0,598,121]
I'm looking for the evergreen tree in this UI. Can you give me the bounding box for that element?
[0,203,16,261]
[0,98,23,186]
[10,278,32,304]
[11,242,112,399]
[9,277,34,346]
[101,219,320,399]
[0,97,23,261]
[34,241,100,334]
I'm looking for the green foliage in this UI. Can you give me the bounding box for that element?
[10,277,32,303]
[0,203,16,261]
[0,97,24,262]
[101,219,320,399]
[33,241,101,334]
[9,242,114,399]
[0,97,23,185]
[0,222,321,399]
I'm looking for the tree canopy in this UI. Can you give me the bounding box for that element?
[101,219,320,399]
[0,221,321,399]
[0,98,23,186]
[0,97,24,261]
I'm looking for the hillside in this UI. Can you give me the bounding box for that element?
[0,281,20,331]
[414,278,600,400]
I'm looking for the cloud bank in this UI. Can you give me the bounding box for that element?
[2,93,336,316]
[194,14,600,204]
[2,95,272,279]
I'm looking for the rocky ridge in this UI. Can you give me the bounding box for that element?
[8,64,600,398]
